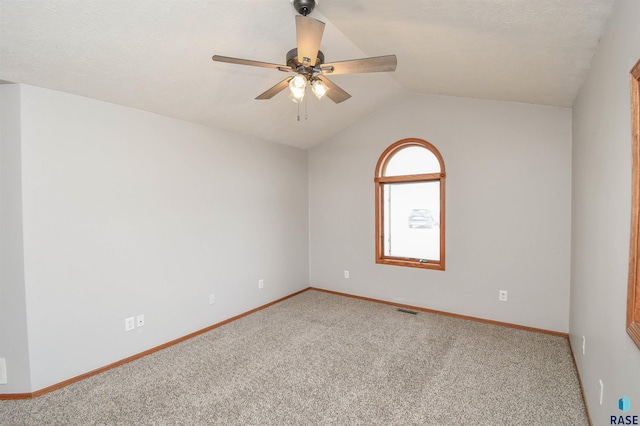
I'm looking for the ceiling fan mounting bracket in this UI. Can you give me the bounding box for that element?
[292,0,317,16]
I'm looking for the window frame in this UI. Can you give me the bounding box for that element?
[374,138,446,270]
[627,59,640,350]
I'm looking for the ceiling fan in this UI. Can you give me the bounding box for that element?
[211,0,397,104]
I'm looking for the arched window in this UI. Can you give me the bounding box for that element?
[374,138,446,270]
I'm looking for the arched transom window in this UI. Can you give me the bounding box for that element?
[374,138,446,270]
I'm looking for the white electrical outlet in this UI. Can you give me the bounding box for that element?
[136,314,145,327]
[0,358,7,385]
[582,336,586,355]
[344,270,350,278]
[499,290,508,302]
[125,317,135,331]
[209,293,215,304]
[258,279,264,289]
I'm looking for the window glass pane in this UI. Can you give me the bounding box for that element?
[383,181,440,261]
[385,146,440,176]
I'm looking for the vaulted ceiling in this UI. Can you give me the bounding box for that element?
[0,0,615,149]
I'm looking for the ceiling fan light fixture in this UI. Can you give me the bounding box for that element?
[289,75,307,103]
[289,90,305,103]
[311,79,328,99]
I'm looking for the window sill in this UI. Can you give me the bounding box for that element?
[376,257,445,271]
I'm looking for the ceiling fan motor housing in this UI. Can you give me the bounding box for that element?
[286,48,324,70]
[293,0,316,16]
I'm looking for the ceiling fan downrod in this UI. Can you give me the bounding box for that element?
[292,0,316,16]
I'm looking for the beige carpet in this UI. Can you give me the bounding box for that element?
[0,289,588,425]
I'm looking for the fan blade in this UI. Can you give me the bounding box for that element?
[296,16,325,67]
[317,75,351,104]
[321,55,397,75]
[212,55,292,72]
[256,77,294,100]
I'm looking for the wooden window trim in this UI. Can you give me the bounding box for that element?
[628,59,640,349]
[375,138,446,270]
[375,173,444,184]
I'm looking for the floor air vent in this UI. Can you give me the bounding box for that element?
[397,308,418,315]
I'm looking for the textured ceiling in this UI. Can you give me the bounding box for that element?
[0,0,614,149]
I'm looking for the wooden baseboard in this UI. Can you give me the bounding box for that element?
[0,288,308,400]
[309,287,569,338]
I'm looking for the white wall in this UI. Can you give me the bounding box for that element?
[0,85,31,393]
[1,84,309,392]
[570,0,640,423]
[309,93,572,333]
